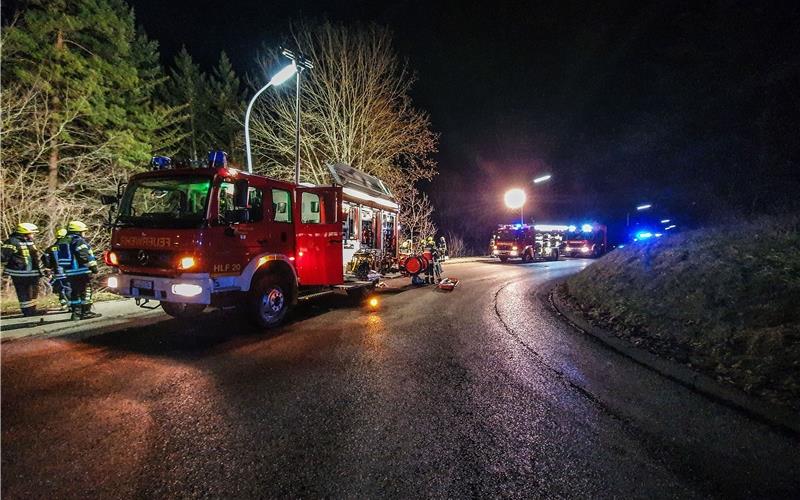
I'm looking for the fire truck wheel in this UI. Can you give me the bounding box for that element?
[161,302,206,319]
[522,251,533,263]
[249,275,289,328]
[499,256,509,263]
[549,249,560,261]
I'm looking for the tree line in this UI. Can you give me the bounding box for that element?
[1,1,439,249]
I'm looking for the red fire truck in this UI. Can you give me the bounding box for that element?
[489,224,565,263]
[101,158,398,328]
[562,223,607,258]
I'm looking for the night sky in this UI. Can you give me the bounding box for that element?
[131,1,800,244]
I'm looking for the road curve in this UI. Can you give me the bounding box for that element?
[2,259,798,498]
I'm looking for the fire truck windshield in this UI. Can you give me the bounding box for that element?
[494,228,526,241]
[117,176,211,228]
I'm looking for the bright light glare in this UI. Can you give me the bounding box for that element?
[368,297,379,308]
[581,224,593,233]
[504,188,526,209]
[534,224,570,231]
[636,231,653,239]
[568,225,577,232]
[172,283,203,297]
[269,62,297,86]
[107,276,118,288]
[665,224,676,230]
[178,256,196,270]
[636,204,652,211]
[533,174,552,184]
[660,219,671,224]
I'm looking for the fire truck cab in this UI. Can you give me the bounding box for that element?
[102,158,398,328]
[563,223,607,258]
[490,224,564,263]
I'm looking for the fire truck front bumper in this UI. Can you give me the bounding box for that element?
[106,274,213,305]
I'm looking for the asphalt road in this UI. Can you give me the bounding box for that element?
[2,259,799,498]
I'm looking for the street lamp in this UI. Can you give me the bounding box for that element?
[533,174,552,184]
[244,62,297,174]
[243,48,312,179]
[504,188,527,225]
[627,203,652,227]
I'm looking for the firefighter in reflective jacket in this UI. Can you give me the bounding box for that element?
[43,228,71,309]
[422,236,440,284]
[63,221,100,320]
[1,223,44,316]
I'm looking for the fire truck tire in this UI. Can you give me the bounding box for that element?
[549,249,560,261]
[161,302,206,319]
[248,275,289,328]
[522,251,533,263]
[499,256,509,263]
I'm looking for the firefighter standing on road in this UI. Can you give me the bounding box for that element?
[423,236,441,284]
[63,221,101,320]
[1,223,45,316]
[43,228,72,310]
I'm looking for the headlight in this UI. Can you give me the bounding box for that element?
[492,249,499,255]
[105,251,119,266]
[581,246,590,253]
[511,246,518,251]
[178,256,196,270]
[107,276,118,288]
[510,251,518,256]
[172,283,203,297]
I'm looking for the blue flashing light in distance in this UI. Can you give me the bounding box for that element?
[581,223,593,233]
[635,231,653,240]
[568,225,577,232]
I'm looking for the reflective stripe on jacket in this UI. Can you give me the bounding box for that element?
[63,233,97,276]
[1,234,41,277]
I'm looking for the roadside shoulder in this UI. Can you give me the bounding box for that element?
[549,282,800,436]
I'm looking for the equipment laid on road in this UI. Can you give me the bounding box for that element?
[101,157,400,328]
[490,224,565,263]
[437,277,459,291]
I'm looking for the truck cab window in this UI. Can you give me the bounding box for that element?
[272,189,292,223]
[301,192,321,224]
[248,187,264,222]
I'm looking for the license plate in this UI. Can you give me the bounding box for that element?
[131,279,154,290]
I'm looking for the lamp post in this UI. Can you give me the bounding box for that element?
[244,62,297,174]
[281,48,313,185]
[504,188,527,225]
[627,202,652,227]
[243,48,312,178]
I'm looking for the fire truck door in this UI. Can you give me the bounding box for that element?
[295,187,343,286]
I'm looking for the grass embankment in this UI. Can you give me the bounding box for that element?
[562,216,800,411]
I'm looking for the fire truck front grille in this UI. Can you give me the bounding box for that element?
[116,249,175,269]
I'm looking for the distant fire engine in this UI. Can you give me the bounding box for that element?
[101,156,398,327]
[562,223,607,258]
[489,224,566,263]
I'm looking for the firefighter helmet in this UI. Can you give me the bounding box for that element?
[67,220,89,233]
[56,228,67,238]
[16,222,39,235]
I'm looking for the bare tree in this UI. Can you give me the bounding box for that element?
[1,82,126,247]
[395,185,437,252]
[248,22,438,191]
[445,230,468,257]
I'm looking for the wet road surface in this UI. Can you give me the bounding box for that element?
[2,259,799,498]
